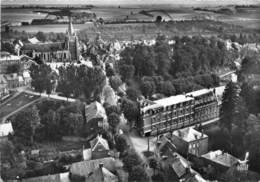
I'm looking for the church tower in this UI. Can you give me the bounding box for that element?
[66,16,79,62]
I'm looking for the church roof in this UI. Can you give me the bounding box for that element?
[22,42,66,52]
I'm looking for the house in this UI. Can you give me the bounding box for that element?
[83,135,110,160]
[0,122,14,142]
[85,101,108,131]
[201,150,239,172]
[70,157,116,179]
[171,127,208,156]
[0,51,21,74]
[102,85,117,106]
[21,172,70,182]
[85,163,118,182]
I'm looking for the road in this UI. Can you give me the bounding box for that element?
[24,90,76,102]
[1,97,42,123]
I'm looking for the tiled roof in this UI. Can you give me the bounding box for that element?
[70,157,116,178]
[86,165,118,182]
[171,157,189,178]
[22,42,66,52]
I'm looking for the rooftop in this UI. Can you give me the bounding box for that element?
[154,95,193,107]
[172,128,208,142]
[186,89,211,98]
[22,42,66,52]
[70,157,116,178]
[0,122,13,137]
[90,135,110,151]
[21,172,69,182]
[201,150,239,168]
[85,101,107,122]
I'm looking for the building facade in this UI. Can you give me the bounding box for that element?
[139,86,225,136]
[171,127,208,156]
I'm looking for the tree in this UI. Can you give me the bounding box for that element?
[6,63,21,74]
[105,105,121,115]
[140,80,156,98]
[121,98,139,124]
[29,64,54,95]
[129,165,149,182]
[119,64,135,82]
[158,81,176,96]
[126,87,141,101]
[36,31,47,42]
[109,75,122,91]
[219,82,240,131]
[115,134,128,153]
[122,151,142,172]
[12,106,41,144]
[108,112,121,133]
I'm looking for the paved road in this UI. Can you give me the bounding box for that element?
[24,90,76,102]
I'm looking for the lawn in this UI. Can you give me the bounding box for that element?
[0,92,41,122]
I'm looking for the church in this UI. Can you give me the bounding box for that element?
[20,17,79,62]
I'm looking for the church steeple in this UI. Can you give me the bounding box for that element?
[68,16,75,37]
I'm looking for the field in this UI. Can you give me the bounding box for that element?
[0,92,41,122]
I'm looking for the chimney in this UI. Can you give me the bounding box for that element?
[99,163,104,168]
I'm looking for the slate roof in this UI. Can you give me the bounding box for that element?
[22,42,66,52]
[85,101,107,122]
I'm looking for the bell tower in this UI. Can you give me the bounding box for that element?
[66,16,79,62]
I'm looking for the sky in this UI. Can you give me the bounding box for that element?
[2,0,260,5]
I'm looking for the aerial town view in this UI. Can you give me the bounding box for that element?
[0,0,260,181]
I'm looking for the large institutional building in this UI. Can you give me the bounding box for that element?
[20,17,79,62]
[139,86,225,136]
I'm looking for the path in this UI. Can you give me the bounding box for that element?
[1,97,42,123]
[24,90,76,102]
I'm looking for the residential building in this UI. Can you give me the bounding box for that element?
[83,135,110,160]
[70,157,116,179]
[85,163,118,182]
[201,150,239,172]
[0,51,20,74]
[0,122,14,142]
[85,101,108,131]
[20,17,79,62]
[21,172,70,182]
[171,127,208,156]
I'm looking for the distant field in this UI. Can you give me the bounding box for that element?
[0,92,41,122]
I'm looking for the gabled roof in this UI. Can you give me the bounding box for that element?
[0,122,13,137]
[70,157,116,178]
[86,164,118,182]
[28,37,40,44]
[85,101,107,122]
[171,156,189,178]
[4,73,18,81]
[90,135,109,151]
